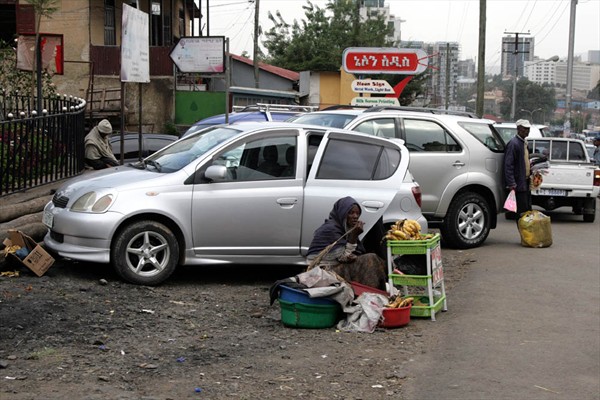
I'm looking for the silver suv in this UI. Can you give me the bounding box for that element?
[292,107,506,248]
[43,122,426,285]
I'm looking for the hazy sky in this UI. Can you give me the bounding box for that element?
[198,0,600,73]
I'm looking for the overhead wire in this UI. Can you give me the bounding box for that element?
[534,1,570,47]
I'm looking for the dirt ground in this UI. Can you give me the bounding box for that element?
[0,248,475,400]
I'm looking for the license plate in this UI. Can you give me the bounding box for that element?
[536,188,566,196]
[42,210,53,228]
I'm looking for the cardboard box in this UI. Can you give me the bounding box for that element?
[2,230,54,276]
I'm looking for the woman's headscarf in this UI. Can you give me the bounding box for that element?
[307,196,365,256]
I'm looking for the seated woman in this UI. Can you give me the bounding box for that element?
[306,196,387,291]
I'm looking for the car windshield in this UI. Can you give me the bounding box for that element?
[143,126,241,173]
[291,113,357,128]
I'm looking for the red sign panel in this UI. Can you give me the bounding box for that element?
[342,48,429,75]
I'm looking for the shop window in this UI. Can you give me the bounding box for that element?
[104,0,116,45]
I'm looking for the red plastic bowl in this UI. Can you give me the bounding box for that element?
[350,281,388,297]
[379,305,412,328]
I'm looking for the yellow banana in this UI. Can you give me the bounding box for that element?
[392,230,408,240]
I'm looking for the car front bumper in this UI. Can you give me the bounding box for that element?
[42,202,123,264]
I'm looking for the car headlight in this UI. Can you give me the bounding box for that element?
[71,191,115,213]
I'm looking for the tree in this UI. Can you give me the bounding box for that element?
[0,40,55,99]
[262,0,428,105]
[262,0,392,72]
[588,80,600,100]
[25,0,59,107]
[498,78,556,123]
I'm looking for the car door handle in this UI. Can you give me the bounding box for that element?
[277,198,298,207]
[452,161,466,167]
[361,201,384,212]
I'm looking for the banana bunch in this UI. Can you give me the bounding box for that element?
[384,219,423,241]
[386,295,414,308]
[4,244,22,254]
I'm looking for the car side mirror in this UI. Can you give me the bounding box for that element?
[204,165,228,182]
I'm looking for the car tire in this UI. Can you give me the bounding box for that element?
[583,198,596,223]
[112,221,179,285]
[441,192,491,249]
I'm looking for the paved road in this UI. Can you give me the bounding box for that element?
[403,202,600,400]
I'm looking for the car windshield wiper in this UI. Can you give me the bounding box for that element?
[129,160,146,169]
[144,159,162,172]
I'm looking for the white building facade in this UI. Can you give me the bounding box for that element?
[523,59,557,86]
[555,62,600,92]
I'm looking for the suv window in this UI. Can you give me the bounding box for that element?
[316,139,399,180]
[403,119,460,152]
[459,122,504,151]
[354,118,396,138]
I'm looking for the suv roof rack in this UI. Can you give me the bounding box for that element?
[320,104,477,118]
[363,106,477,118]
[321,105,371,111]
[234,103,318,113]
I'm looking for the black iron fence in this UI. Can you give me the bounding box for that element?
[0,91,86,196]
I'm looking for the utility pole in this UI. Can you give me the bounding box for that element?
[476,0,486,118]
[504,31,530,120]
[564,0,577,137]
[206,0,210,35]
[253,0,260,88]
[445,43,450,110]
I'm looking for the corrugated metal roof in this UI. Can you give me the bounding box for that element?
[230,54,300,81]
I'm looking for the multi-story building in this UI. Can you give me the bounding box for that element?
[555,61,600,92]
[457,59,476,79]
[427,42,460,108]
[523,59,558,86]
[356,0,404,45]
[588,50,600,64]
[501,35,535,78]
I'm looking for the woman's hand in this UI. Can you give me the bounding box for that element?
[348,220,364,243]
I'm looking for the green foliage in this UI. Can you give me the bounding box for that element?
[1,121,65,190]
[588,80,600,100]
[262,0,392,72]
[25,0,59,19]
[0,40,56,98]
[498,78,557,122]
[163,121,179,136]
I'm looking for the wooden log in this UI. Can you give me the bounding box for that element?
[0,212,48,243]
[0,197,52,223]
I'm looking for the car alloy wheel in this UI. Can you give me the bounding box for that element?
[441,192,491,249]
[112,221,179,285]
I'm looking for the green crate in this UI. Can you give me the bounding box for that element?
[390,273,431,286]
[387,233,441,255]
[405,294,446,318]
[278,299,340,329]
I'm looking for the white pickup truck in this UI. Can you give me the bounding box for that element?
[528,137,600,222]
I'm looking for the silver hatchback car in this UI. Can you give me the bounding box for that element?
[43,122,426,285]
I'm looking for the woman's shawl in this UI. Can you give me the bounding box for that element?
[307,196,366,256]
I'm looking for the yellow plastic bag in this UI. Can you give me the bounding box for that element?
[518,210,552,248]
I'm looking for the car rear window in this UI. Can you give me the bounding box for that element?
[316,138,399,180]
